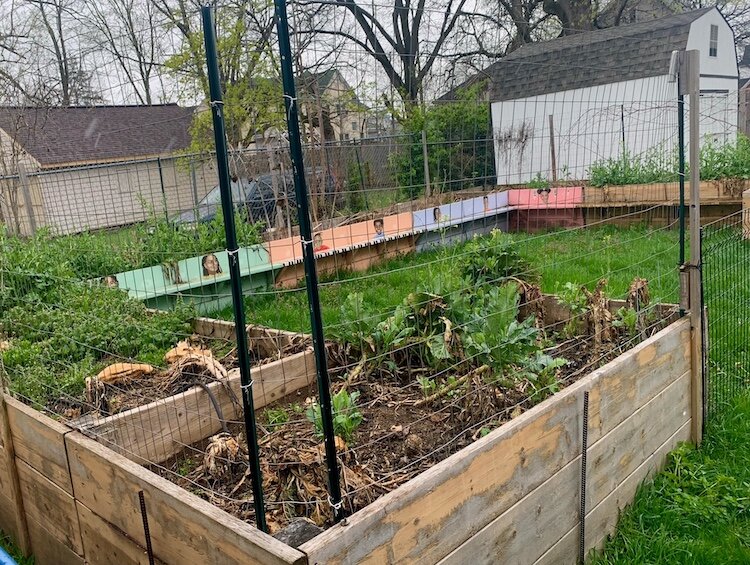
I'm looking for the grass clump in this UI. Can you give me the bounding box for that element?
[233,225,679,334]
[592,394,750,564]
[0,225,195,405]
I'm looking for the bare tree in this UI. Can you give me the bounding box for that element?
[84,0,163,105]
[300,0,469,110]
[153,0,282,149]
[0,0,34,101]
[20,0,102,106]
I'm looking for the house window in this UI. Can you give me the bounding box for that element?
[351,121,357,131]
[709,25,718,57]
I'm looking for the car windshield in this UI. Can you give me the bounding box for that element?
[200,179,251,206]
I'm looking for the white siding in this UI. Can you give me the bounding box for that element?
[36,157,218,235]
[688,10,739,145]
[491,75,677,185]
[491,9,739,186]
[687,10,738,80]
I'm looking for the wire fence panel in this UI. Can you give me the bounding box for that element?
[0,0,747,550]
[702,211,750,424]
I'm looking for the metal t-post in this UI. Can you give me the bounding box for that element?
[273,0,345,521]
[678,93,686,267]
[200,6,267,532]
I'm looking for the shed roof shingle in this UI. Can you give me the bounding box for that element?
[0,104,195,167]
[452,8,715,102]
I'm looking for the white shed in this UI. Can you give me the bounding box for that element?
[485,8,738,185]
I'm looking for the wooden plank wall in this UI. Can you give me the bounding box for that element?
[65,432,305,565]
[0,395,30,555]
[0,316,691,565]
[0,395,307,565]
[3,396,85,564]
[80,348,317,465]
[301,317,692,564]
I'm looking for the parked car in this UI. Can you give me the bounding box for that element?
[173,173,296,229]
[173,168,338,230]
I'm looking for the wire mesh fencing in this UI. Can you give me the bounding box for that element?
[701,211,750,424]
[0,0,746,541]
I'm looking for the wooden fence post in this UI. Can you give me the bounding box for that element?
[743,188,750,240]
[0,393,31,555]
[682,49,703,444]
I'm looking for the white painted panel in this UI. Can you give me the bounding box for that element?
[688,9,739,80]
[491,75,678,185]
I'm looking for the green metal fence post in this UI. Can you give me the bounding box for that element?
[201,5,267,532]
[273,0,346,522]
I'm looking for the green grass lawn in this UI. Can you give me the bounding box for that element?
[593,218,750,564]
[0,533,32,564]
[591,393,750,564]
[222,224,681,333]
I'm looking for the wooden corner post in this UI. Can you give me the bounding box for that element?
[0,393,31,555]
[681,50,703,444]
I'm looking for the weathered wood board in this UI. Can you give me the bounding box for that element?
[25,516,84,565]
[192,318,309,359]
[4,396,73,493]
[16,459,83,555]
[536,420,691,564]
[0,394,29,554]
[0,490,24,550]
[76,502,166,565]
[65,431,307,565]
[437,370,690,564]
[300,318,691,564]
[581,181,747,206]
[81,349,316,464]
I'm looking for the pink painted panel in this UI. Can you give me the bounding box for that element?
[268,212,414,265]
[508,187,583,209]
[267,235,303,264]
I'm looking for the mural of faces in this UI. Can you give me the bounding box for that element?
[202,253,222,276]
[102,275,119,289]
[373,219,385,238]
[433,207,442,222]
[313,233,329,252]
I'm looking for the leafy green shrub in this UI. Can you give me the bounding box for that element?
[460,230,533,286]
[527,173,550,190]
[613,306,638,338]
[555,282,588,338]
[333,275,567,403]
[306,389,363,443]
[589,147,677,187]
[392,83,494,199]
[589,134,750,187]
[0,283,193,400]
[700,134,750,181]
[516,352,567,403]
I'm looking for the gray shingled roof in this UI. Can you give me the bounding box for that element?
[0,104,195,168]
[454,8,714,102]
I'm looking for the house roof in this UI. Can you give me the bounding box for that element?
[299,69,366,108]
[449,7,714,102]
[304,69,339,92]
[0,104,195,168]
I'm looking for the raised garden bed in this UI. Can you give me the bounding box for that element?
[72,318,314,465]
[0,307,692,565]
[144,292,680,530]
